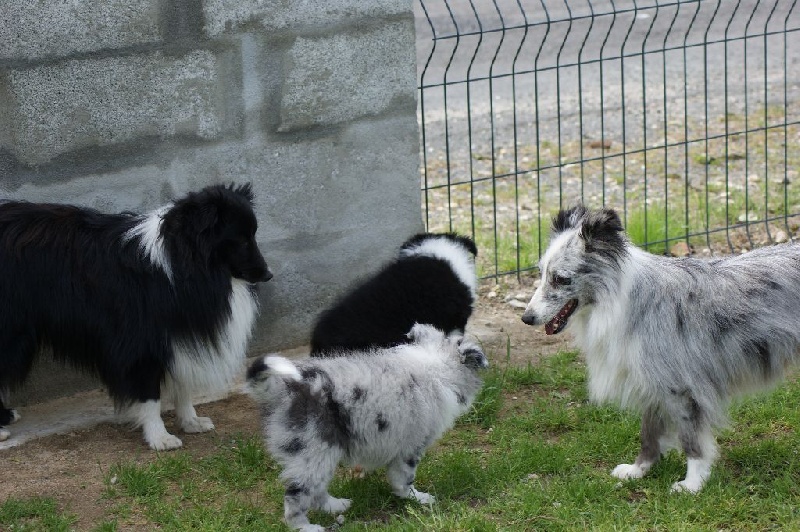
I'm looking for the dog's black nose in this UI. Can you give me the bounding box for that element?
[521,312,536,326]
[260,268,274,282]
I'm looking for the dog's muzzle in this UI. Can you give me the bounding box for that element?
[521,311,537,326]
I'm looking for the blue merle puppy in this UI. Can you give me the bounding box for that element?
[246,324,488,531]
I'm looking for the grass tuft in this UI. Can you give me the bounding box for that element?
[0,497,76,531]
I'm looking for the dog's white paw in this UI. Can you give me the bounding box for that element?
[409,487,435,505]
[670,479,704,494]
[611,463,645,480]
[319,496,351,514]
[181,416,215,434]
[9,410,20,424]
[0,428,9,441]
[147,433,183,451]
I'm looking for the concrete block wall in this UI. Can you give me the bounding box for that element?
[0,0,422,404]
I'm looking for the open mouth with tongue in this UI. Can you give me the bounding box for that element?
[544,299,578,335]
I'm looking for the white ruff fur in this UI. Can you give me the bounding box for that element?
[124,205,174,283]
[401,238,477,297]
[165,279,259,400]
[571,250,649,409]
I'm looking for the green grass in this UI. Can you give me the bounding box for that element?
[0,497,76,531]
[8,351,800,530]
[621,201,688,255]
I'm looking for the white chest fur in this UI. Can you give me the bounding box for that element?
[573,301,644,410]
[166,279,259,396]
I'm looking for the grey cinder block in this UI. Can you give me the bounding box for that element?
[278,20,416,131]
[1,49,240,166]
[202,0,409,35]
[0,0,162,62]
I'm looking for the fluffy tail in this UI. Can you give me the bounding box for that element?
[245,355,302,401]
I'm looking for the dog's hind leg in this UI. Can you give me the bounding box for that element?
[282,482,321,531]
[0,334,34,442]
[387,454,435,504]
[0,332,37,441]
[281,451,344,531]
[612,406,666,481]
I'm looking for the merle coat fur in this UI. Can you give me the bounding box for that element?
[247,324,488,531]
[522,205,800,493]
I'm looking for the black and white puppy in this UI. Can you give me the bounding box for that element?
[247,324,488,531]
[0,183,272,450]
[310,232,478,356]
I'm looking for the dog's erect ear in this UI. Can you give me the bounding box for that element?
[232,182,254,204]
[579,208,625,257]
[552,205,588,234]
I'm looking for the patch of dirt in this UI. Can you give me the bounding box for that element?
[0,277,567,530]
[469,277,571,367]
[0,393,263,530]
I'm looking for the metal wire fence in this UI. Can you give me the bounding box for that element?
[416,0,800,279]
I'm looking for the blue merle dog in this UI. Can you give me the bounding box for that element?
[246,324,487,531]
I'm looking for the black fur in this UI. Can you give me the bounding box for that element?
[0,183,271,442]
[310,232,477,356]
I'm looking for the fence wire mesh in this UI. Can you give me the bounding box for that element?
[416,0,800,279]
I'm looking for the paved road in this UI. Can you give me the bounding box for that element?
[416,0,800,216]
[414,0,800,144]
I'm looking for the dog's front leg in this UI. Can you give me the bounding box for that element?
[612,406,666,480]
[671,408,718,494]
[387,454,435,504]
[170,379,215,434]
[126,399,183,451]
[284,483,326,532]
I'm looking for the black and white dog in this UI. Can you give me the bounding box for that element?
[522,205,800,492]
[310,232,478,356]
[247,324,488,531]
[0,183,272,450]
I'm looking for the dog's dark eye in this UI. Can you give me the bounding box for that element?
[552,274,571,287]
